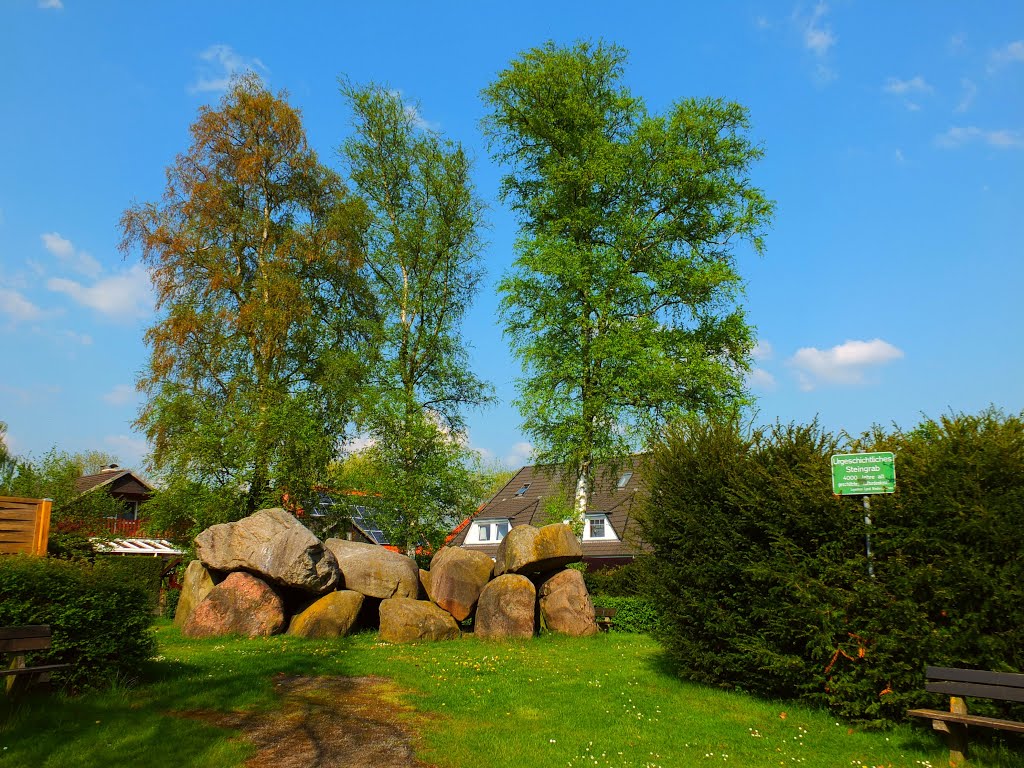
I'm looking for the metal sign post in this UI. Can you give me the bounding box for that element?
[831,452,896,578]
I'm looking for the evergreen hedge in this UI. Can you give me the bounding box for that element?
[0,555,157,692]
[639,410,1024,724]
[590,595,662,634]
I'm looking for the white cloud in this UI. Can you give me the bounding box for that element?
[894,148,905,163]
[61,330,93,346]
[103,384,138,406]
[104,435,148,466]
[883,76,933,95]
[955,78,977,113]
[190,44,267,94]
[41,232,102,278]
[0,287,44,322]
[47,264,153,319]
[38,0,63,9]
[935,126,1024,149]
[949,33,967,54]
[752,340,774,361]
[749,368,777,392]
[989,40,1024,72]
[503,441,534,468]
[788,339,904,391]
[803,2,836,56]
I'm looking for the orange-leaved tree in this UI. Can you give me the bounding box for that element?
[121,73,376,527]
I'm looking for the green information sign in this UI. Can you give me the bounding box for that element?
[831,452,896,495]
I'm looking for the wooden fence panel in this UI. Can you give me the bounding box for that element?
[0,496,52,556]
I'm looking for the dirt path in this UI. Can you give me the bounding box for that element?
[179,674,435,768]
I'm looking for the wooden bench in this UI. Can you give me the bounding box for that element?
[907,666,1024,766]
[1,625,69,694]
[594,606,617,631]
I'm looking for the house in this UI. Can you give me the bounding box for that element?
[74,464,155,536]
[449,456,649,569]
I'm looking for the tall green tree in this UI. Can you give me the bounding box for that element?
[338,80,491,552]
[121,74,373,521]
[482,41,774,520]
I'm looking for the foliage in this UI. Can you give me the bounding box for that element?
[1,628,999,768]
[584,558,650,596]
[337,80,491,552]
[590,595,662,634]
[121,73,373,521]
[0,447,127,542]
[639,409,1024,724]
[0,555,156,692]
[482,40,774,519]
[162,587,181,620]
[0,420,16,487]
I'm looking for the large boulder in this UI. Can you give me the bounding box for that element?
[538,568,598,637]
[428,547,494,621]
[287,590,364,638]
[494,523,582,576]
[474,574,536,640]
[194,508,338,594]
[182,571,286,638]
[323,539,419,599]
[174,559,218,628]
[379,598,460,643]
[419,568,432,601]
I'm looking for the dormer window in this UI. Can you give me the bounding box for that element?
[583,513,618,541]
[473,519,510,543]
[513,483,530,497]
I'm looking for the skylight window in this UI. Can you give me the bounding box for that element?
[513,483,530,497]
[616,471,633,489]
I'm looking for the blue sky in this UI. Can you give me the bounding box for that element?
[1,1,1022,472]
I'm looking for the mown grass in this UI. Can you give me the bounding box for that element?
[1,622,1022,767]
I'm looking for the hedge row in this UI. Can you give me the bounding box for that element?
[0,555,157,692]
[590,595,662,634]
[639,410,1024,724]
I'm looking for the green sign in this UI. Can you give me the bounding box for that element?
[831,452,896,495]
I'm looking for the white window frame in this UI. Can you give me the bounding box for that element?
[472,519,511,543]
[582,513,618,541]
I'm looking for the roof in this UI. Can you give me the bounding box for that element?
[91,538,185,556]
[74,468,155,495]
[309,491,390,545]
[450,456,650,559]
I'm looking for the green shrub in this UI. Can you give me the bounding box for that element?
[639,410,1024,725]
[162,588,181,620]
[584,558,649,596]
[0,555,157,692]
[590,595,661,633]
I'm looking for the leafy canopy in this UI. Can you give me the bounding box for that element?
[121,74,373,521]
[482,41,774,510]
[337,80,491,551]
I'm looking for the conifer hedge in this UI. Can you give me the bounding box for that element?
[639,410,1024,724]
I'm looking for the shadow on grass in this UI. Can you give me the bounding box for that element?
[0,630,363,768]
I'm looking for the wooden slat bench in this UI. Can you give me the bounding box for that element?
[1,625,69,694]
[907,666,1024,766]
[594,606,617,631]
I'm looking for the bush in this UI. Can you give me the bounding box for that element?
[590,595,661,633]
[0,555,157,692]
[584,558,649,596]
[639,410,1024,725]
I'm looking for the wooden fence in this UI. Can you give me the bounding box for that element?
[0,496,52,556]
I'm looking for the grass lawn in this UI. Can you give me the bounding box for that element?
[2,622,1022,767]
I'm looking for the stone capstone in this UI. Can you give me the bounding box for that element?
[379,598,460,643]
[182,571,286,638]
[474,574,537,640]
[427,546,494,621]
[287,590,364,638]
[194,508,338,594]
[494,523,582,576]
[323,538,419,599]
[538,568,598,637]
